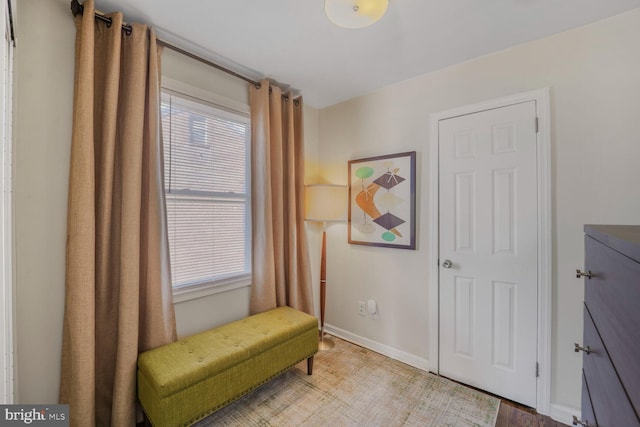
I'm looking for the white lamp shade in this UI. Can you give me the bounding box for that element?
[305,184,348,222]
[325,0,389,29]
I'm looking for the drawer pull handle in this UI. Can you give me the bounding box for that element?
[576,269,593,279]
[574,343,592,355]
[573,415,595,426]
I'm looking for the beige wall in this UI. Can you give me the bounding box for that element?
[14,0,74,403]
[318,8,640,414]
[13,0,320,402]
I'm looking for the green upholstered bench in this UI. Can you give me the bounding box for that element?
[137,306,319,427]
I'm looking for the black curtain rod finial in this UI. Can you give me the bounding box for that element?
[71,0,132,34]
[70,0,83,17]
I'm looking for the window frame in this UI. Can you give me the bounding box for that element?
[1,0,16,404]
[161,77,252,303]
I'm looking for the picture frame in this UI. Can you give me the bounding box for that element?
[348,151,416,250]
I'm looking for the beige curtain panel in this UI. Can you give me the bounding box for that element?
[250,81,314,315]
[60,1,177,425]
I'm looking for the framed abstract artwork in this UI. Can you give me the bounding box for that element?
[348,151,416,249]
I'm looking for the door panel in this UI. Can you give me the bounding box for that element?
[492,168,515,255]
[492,280,516,370]
[454,276,475,357]
[439,101,538,407]
[454,172,475,252]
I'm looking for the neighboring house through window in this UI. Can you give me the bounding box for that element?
[160,89,251,300]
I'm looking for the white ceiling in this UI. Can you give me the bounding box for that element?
[96,0,640,108]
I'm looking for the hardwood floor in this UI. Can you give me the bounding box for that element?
[496,400,569,427]
[441,374,570,427]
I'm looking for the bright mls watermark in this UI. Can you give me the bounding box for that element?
[0,405,68,426]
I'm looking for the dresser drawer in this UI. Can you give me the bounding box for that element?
[581,371,598,427]
[585,235,640,412]
[582,306,640,427]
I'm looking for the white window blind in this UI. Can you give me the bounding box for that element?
[161,91,251,291]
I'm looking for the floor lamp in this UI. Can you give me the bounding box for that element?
[305,184,347,350]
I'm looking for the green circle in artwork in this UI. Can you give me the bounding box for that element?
[382,231,396,242]
[355,166,374,179]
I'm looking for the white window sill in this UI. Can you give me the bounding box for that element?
[172,275,252,304]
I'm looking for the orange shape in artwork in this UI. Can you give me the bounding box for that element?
[355,182,402,238]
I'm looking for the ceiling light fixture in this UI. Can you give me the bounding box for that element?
[324,0,389,29]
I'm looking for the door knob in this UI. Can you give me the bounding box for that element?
[442,259,453,269]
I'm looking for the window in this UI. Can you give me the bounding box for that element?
[161,91,251,297]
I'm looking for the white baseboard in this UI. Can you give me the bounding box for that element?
[549,403,580,426]
[323,323,430,372]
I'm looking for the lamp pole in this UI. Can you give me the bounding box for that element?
[304,184,347,351]
[319,223,334,350]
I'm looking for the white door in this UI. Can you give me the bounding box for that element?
[438,101,538,407]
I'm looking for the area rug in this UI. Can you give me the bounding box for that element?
[194,336,499,426]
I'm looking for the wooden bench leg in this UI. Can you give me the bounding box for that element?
[307,356,314,375]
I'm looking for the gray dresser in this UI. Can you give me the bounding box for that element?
[575,225,640,427]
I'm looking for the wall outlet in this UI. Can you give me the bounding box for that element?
[358,301,366,316]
